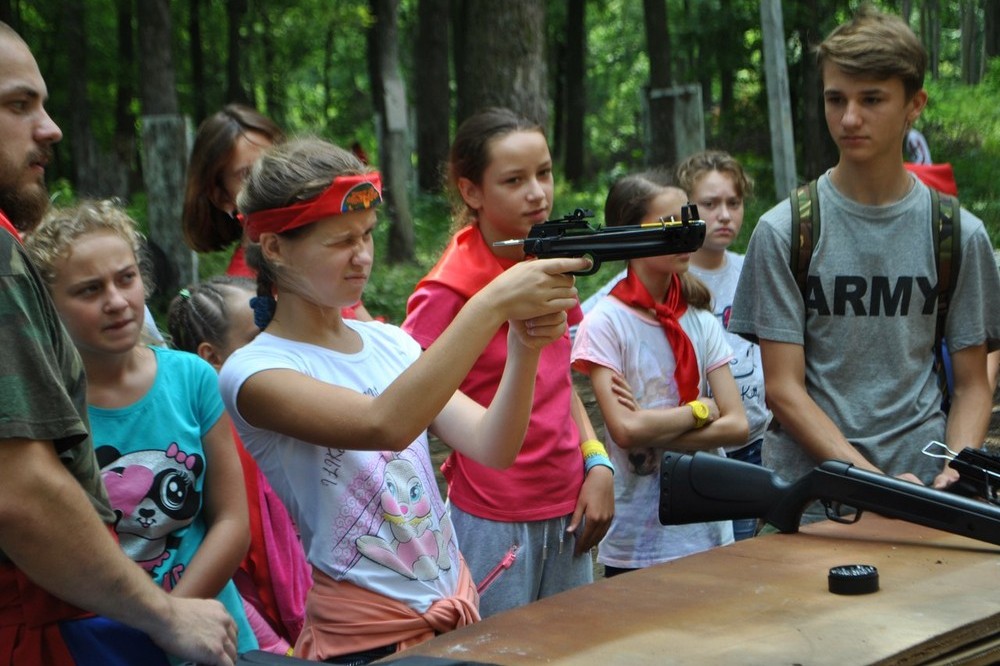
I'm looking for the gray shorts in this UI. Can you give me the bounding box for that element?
[450,503,593,619]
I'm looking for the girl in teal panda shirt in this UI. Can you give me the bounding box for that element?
[25,200,257,656]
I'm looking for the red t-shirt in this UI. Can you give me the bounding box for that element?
[402,226,584,521]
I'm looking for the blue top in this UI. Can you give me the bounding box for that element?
[89,345,257,653]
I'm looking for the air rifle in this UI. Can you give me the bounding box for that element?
[493,206,706,276]
[658,451,1000,548]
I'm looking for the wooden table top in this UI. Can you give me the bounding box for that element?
[386,514,1000,665]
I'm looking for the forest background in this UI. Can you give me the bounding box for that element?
[6,0,999,325]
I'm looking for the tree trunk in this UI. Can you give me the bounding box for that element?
[137,0,194,304]
[797,0,838,182]
[115,0,138,197]
[986,0,1000,59]
[226,0,248,104]
[260,8,281,124]
[455,0,548,126]
[960,0,980,84]
[563,0,586,185]
[370,0,415,264]
[921,0,941,80]
[718,0,734,122]
[760,0,796,197]
[415,0,451,193]
[189,0,206,122]
[642,0,674,168]
[63,0,97,196]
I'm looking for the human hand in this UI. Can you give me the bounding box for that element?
[932,465,960,489]
[566,465,614,556]
[699,397,720,424]
[610,373,639,411]
[483,257,587,322]
[895,471,924,485]
[151,597,237,666]
[508,311,568,351]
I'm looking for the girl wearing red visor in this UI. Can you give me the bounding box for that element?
[218,137,589,663]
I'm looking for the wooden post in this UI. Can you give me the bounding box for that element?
[645,84,705,168]
[760,0,797,197]
[140,114,196,306]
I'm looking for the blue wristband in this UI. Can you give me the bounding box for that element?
[584,453,614,475]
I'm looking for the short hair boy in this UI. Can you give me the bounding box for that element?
[727,6,1000,522]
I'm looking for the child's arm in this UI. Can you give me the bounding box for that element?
[236,257,589,452]
[939,343,992,488]
[591,364,747,450]
[668,365,748,450]
[169,412,250,601]
[429,311,566,468]
[566,389,614,556]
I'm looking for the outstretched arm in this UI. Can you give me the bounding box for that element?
[0,438,237,665]
[431,311,568,468]
[237,257,588,452]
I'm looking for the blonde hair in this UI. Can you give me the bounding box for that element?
[675,150,753,201]
[24,199,153,298]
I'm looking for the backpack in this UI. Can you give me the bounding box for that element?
[789,179,961,410]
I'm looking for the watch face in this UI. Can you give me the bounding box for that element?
[690,401,708,425]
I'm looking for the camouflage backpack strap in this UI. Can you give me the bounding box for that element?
[789,179,820,301]
[932,188,961,409]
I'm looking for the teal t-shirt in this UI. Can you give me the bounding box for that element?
[90,345,257,653]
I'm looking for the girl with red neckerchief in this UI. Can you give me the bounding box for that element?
[571,172,748,577]
[403,108,615,618]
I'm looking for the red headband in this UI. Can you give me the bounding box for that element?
[243,172,383,241]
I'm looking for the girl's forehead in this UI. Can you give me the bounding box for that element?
[487,130,549,161]
[696,170,738,194]
[64,229,134,257]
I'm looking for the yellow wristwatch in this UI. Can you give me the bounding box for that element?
[688,400,710,428]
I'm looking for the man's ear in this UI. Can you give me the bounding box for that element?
[196,341,224,371]
[457,177,482,211]
[907,89,929,126]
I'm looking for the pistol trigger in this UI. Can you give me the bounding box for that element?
[824,500,863,524]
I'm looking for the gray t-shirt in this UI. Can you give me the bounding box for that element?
[690,251,770,447]
[729,173,1000,494]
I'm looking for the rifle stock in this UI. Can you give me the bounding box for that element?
[659,451,1000,547]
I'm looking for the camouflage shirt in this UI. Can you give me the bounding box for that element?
[0,224,114,563]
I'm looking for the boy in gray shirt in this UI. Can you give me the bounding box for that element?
[728,6,1000,523]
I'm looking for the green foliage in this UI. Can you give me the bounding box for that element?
[921,57,1000,246]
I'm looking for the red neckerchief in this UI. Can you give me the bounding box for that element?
[411,225,516,300]
[0,210,21,242]
[610,270,699,404]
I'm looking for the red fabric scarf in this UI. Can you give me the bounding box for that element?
[610,270,699,404]
[412,225,516,300]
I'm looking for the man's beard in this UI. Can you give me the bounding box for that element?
[0,148,53,232]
